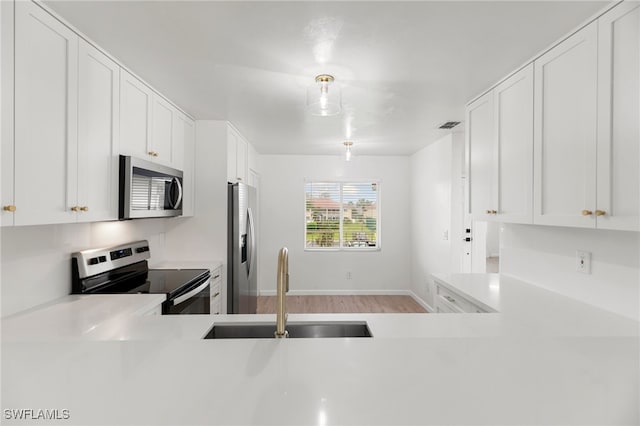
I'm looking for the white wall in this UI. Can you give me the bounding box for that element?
[258,154,411,295]
[1,219,168,317]
[163,121,228,306]
[500,224,640,321]
[409,133,464,310]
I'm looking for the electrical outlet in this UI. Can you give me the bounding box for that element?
[346,272,352,280]
[576,251,591,274]
[442,230,449,241]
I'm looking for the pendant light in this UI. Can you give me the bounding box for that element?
[343,141,353,161]
[307,74,341,116]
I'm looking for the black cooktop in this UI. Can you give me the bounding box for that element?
[129,269,210,297]
[75,260,209,299]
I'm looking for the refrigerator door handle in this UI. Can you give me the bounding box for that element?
[247,207,256,279]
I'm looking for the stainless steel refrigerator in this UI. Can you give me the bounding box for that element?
[227,182,258,314]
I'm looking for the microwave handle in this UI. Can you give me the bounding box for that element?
[168,177,183,209]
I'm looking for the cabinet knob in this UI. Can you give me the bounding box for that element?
[80,206,89,212]
[70,206,81,212]
[485,210,492,214]
[595,210,606,216]
[581,210,593,216]
[491,210,498,215]
[3,205,16,212]
[148,151,158,157]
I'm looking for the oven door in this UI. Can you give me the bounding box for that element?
[164,278,211,315]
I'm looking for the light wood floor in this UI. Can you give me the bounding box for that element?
[256,295,428,314]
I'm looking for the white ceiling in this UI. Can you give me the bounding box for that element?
[45,0,609,156]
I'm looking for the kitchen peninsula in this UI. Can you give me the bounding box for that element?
[2,274,637,425]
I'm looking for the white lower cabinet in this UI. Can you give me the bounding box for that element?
[210,267,222,315]
[435,283,493,314]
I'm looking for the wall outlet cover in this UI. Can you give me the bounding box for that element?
[576,250,591,274]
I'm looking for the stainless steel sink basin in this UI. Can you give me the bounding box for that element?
[204,321,372,339]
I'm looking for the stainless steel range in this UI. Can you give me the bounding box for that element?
[71,240,211,315]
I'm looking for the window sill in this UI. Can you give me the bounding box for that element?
[304,247,382,252]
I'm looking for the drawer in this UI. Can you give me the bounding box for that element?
[210,280,222,315]
[436,284,475,313]
[210,267,222,284]
[436,295,464,313]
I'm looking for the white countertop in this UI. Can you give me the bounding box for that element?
[1,294,213,341]
[1,274,639,425]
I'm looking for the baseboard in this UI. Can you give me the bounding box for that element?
[407,290,434,313]
[258,288,434,312]
[258,289,415,297]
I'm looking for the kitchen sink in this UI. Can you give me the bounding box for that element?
[204,321,372,339]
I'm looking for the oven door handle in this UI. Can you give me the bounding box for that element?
[172,278,210,306]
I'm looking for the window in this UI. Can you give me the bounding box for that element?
[305,181,379,250]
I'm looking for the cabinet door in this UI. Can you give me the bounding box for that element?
[171,111,186,171]
[465,91,495,221]
[120,69,152,160]
[494,64,534,224]
[14,1,78,225]
[177,114,196,217]
[533,23,598,228]
[1,0,15,226]
[235,134,248,183]
[596,2,640,231]
[77,39,120,222]
[227,126,237,183]
[151,94,174,165]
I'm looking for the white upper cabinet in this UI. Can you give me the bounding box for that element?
[227,125,249,184]
[13,1,79,226]
[120,69,153,161]
[494,64,534,224]
[77,39,120,223]
[465,91,495,221]
[120,69,185,170]
[533,22,598,228]
[466,64,534,224]
[1,0,15,226]
[596,2,640,232]
[151,94,177,167]
[174,112,195,217]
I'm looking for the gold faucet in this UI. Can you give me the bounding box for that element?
[275,247,289,338]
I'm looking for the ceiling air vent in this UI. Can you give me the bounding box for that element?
[438,121,461,129]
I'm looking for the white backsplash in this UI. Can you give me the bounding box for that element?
[1,219,168,317]
[500,223,640,320]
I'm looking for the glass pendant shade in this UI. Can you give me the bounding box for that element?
[344,141,353,161]
[307,74,341,116]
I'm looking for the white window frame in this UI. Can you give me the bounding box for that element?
[304,179,382,252]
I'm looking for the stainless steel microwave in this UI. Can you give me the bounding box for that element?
[119,155,183,219]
